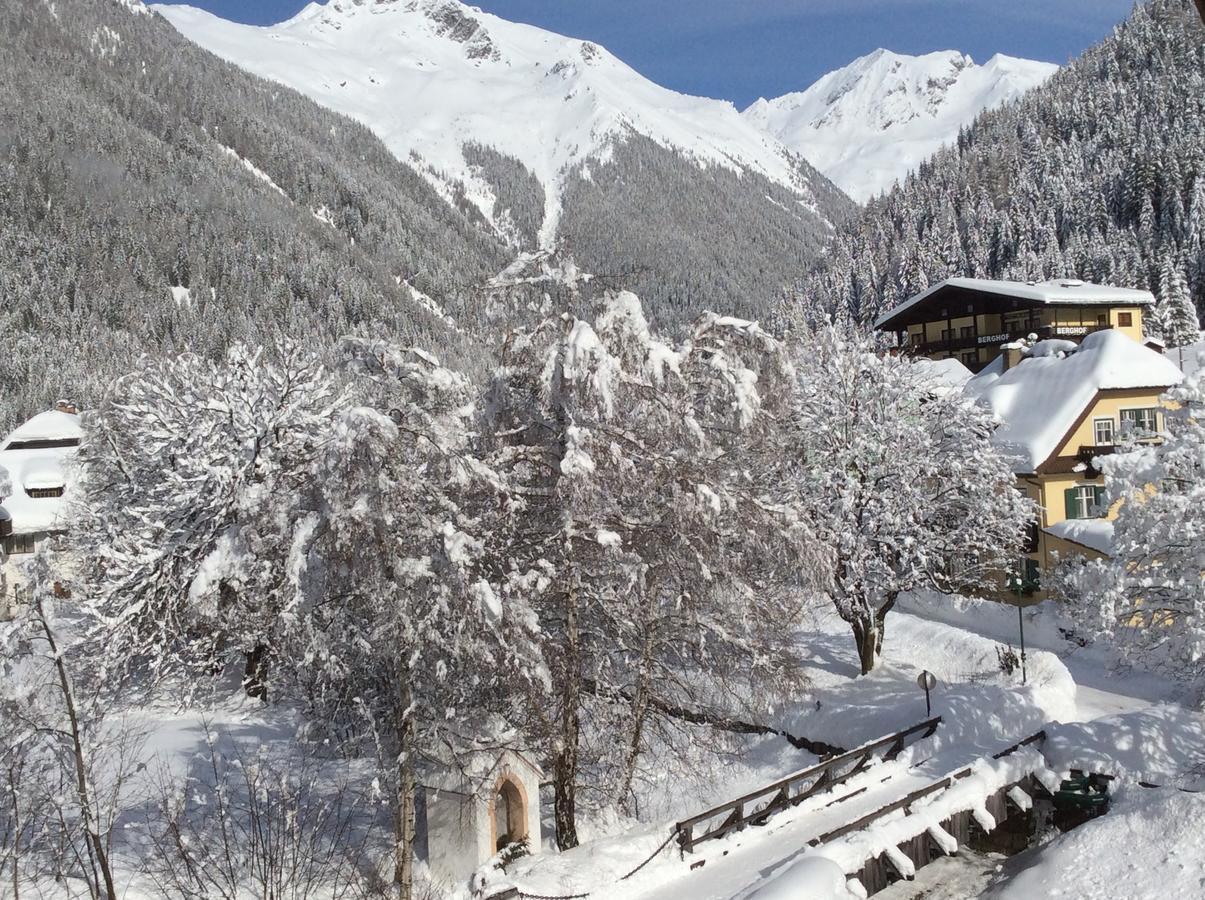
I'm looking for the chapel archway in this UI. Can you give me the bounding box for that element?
[492,776,528,852]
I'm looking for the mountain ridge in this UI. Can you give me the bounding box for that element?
[745,48,1058,203]
[157,0,839,248]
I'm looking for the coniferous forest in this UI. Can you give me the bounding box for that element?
[810,0,1205,335]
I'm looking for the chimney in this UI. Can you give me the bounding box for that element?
[55,399,78,415]
[1001,343,1026,372]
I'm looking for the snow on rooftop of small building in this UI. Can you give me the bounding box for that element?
[965,330,1183,473]
[0,409,82,535]
[874,277,1154,329]
[2,409,83,445]
[1045,519,1113,555]
[910,356,973,396]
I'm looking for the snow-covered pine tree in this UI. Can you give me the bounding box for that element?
[1158,253,1202,348]
[784,324,1034,674]
[1054,369,1205,682]
[74,342,338,699]
[484,292,820,847]
[288,339,546,900]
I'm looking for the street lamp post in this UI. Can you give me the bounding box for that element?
[1013,558,1029,685]
[917,670,937,717]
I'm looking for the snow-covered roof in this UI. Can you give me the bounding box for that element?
[2,409,83,446]
[0,409,82,535]
[966,330,1183,473]
[875,278,1153,330]
[1045,519,1113,555]
[911,356,973,396]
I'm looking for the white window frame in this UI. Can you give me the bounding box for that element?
[1093,417,1115,446]
[1074,485,1107,519]
[1120,407,1160,435]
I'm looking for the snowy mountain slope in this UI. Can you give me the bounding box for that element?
[744,49,1058,203]
[156,0,835,248]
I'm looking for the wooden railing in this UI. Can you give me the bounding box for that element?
[807,729,1047,848]
[675,717,942,853]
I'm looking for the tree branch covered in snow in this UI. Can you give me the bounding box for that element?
[484,291,824,846]
[1054,369,1205,683]
[782,324,1034,674]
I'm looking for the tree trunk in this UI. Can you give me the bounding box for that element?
[242,643,269,701]
[35,598,118,900]
[853,621,882,674]
[553,585,581,851]
[7,763,19,900]
[1195,0,1205,25]
[393,671,417,900]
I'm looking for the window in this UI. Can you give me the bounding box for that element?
[1118,312,1133,328]
[2,533,36,555]
[1093,418,1115,446]
[1023,557,1041,593]
[2,438,80,451]
[1120,407,1160,435]
[959,326,974,339]
[960,351,979,365]
[25,486,64,499]
[1022,520,1040,554]
[1065,485,1108,520]
[941,328,953,342]
[910,332,922,346]
[1097,313,1108,325]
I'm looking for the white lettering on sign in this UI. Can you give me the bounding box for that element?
[978,333,1009,345]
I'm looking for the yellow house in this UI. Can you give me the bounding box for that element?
[964,330,1183,602]
[874,277,1151,373]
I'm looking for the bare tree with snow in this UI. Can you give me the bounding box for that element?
[784,324,1034,674]
[74,342,339,700]
[1054,370,1205,682]
[288,339,546,900]
[484,292,821,847]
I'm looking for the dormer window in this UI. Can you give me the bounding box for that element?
[1093,418,1114,446]
[26,486,64,499]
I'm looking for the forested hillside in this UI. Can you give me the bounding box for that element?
[810,0,1205,331]
[0,0,509,430]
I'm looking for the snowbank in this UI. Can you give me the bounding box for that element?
[996,785,1205,899]
[745,857,860,900]
[785,610,1077,753]
[1043,705,1205,789]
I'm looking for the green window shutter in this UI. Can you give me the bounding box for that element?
[1064,487,1080,520]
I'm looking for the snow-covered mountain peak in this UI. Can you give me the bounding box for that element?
[744,49,1057,203]
[158,0,822,248]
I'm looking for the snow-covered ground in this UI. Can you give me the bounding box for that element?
[478,607,1078,899]
[991,785,1205,899]
[479,597,1202,900]
[15,594,1198,900]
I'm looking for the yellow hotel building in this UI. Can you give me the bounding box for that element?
[876,278,1184,602]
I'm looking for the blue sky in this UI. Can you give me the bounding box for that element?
[177,0,1136,108]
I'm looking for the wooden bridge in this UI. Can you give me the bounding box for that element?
[675,717,942,854]
[652,720,1058,899]
[484,719,1060,900]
